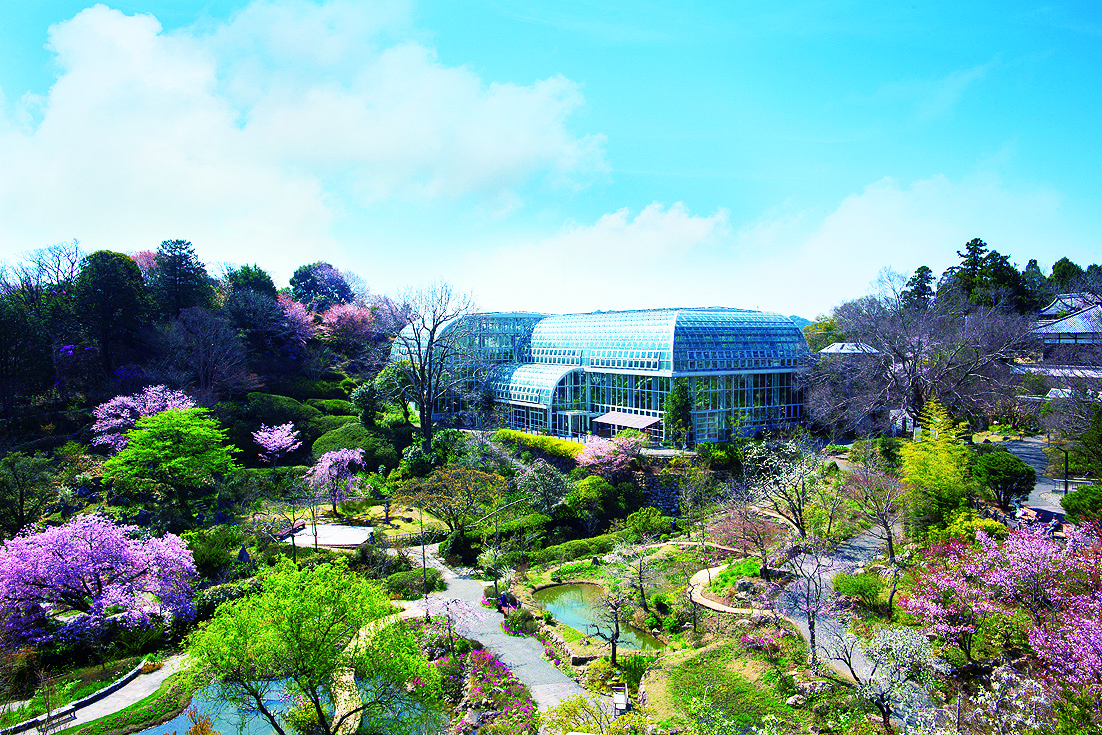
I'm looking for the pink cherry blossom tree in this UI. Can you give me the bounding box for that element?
[91,384,195,453]
[306,448,365,514]
[578,434,643,478]
[252,422,302,466]
[0,514,196,645]
[320,303,376,353]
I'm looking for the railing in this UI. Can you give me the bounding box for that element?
[376,529,448,548]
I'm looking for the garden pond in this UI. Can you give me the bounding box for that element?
[531,583,665,651]
[132,681,445,735]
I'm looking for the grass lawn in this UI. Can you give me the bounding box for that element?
[58,672,195,735]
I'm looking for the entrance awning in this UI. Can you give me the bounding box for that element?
[592,411,661,430]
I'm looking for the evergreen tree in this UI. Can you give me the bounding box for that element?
[664,378,692,448]
[226,263,277,299]
[902,265,935,310]
[74,250,151,374]
[150,239,213,319]
[1051,257,1086,292]
[901,398,976,538]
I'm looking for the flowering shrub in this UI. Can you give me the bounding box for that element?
[501,606,538,637]
[463,649,539,735]
[740,633,780,655]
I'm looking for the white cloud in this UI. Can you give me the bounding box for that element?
[0,1,605,270]
[458,173,1079,319]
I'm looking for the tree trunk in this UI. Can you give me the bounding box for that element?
[884,524,896,564]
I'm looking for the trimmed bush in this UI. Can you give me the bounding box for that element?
[181,525,246,579]
[492,429,583,461]
[385,568,445,599]
[193,577,262,621]
[311,423,399,469]
[247,392,323,427]
[305,399,355,415]
[527,531,623,565]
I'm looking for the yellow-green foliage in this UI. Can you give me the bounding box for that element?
[492,429,583,460]
[926,508,1009,545]
[901,399,976,537]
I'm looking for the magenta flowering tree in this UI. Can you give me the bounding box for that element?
[0,514,196,644]
[92,384,195,453]
[320,303,376,353]
[277,294,316,348]
[899,540,999,662]
[306,448,365,514]
[578,434,643,478]
[252,422,302,466]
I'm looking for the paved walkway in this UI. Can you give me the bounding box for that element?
[1000,437,1066,513]
[401,543,587,711]
[69,655,188,727]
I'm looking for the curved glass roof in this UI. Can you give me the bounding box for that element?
[485,362,581,406]
[529,308,807,374]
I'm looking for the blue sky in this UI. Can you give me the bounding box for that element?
[2,1,1100,318]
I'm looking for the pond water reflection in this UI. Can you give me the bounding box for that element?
[531,584,666,651]
[132,681,444,735]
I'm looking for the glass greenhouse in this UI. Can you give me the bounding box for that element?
[392,307,809,444]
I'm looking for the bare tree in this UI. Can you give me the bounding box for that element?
[807,270,1034,430]
[782,537,835,670]
[389,282,477,451]
[845,468,905,564]
[587,586,634,667]
[610,539,661,614]
[710,499,787,582]
[741,432,821,538]
[156,307,259,402]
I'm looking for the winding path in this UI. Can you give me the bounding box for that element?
[400,543,586,711]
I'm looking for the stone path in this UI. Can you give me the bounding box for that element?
[401,543,588,711]
[68,655,188,727]
[1000,437,1067,513]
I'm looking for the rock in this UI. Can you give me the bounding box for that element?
[810,701,830,716]
[460,710,481,728]
[786,695,806,707]
[734,592,750,602]
[808,727,827,734]
[736,578,755,593]
[749,611,773,627]
[797,680,834,697]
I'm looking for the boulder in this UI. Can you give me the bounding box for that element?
[796,680,834,697]
[736,578,755,593]
[785,694,806,707]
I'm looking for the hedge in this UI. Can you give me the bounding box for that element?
[193,577,262,621]
[385,568,446,599]
[311,423,399,470]
[492,429,583,461]
[526,531,624,565]
[247,392,323,427]
[305,399,355,416]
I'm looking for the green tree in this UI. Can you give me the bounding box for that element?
[290,261,354,312]
[972,450,1036,510]
[664,378,691,448]
[801,313,848,351]
[901,398,976,538]
[103,407,240,519]
[74,250,151,374]
[1061,485,1102,524]
[150,240,213,319]
[187,558,438,735]
[399,467,505,533]
[225,263,277,299]
[0,452,55,541]
[0,295,53,408]
[902,265,935,310]
[1051,257,1085,291]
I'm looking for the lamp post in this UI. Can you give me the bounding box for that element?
[1053,444,1070,495]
